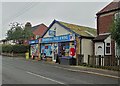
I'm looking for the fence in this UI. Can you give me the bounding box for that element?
[77,54,120,70]
[87,55,120,67]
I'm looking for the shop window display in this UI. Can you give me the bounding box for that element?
[41,44,52,57]
[30,44,39,58]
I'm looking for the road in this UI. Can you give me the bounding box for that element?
[2,56,119,85]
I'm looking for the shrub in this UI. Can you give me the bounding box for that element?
[2,44,13,53]
[12,44,29,53]
[2,44,29,53]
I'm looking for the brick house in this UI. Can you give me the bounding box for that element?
[93,0,120,65]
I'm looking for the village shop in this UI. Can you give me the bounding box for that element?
[41,34,76,63]
[40,20,96,65]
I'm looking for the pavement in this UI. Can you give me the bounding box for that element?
[44,60,119,79]
[2,56,120,85]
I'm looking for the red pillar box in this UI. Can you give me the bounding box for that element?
[70,48,75,56]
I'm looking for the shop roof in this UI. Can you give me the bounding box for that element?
[93,34,110,42]
[43,20,97,38]
[97,0,120,15]
[58,21,97,38]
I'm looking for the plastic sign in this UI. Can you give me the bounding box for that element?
[70,48,75,56]
[42,34,75,43]
[49,30,56,36]
[29,39,39,44]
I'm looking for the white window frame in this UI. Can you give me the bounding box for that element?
[105,42,111,55]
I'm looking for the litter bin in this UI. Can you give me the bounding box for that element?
[25,52,29,60]
[60,56,76,65]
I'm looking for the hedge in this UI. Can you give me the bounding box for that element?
[1,44,29,53]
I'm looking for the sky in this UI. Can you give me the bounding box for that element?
[1,0,113,40]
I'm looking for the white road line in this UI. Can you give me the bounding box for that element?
[53,66,120,79]
[26,71,65,84]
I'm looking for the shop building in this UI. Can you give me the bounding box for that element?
[41,20,97,64]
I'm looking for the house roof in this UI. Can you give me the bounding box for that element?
[93,34,110,42]
[59,21,97,38]
[32,24,40,31]
[97,0,120,15]
[32,24,48,37]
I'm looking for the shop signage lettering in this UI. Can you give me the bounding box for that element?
[42,34,75,43]
[29,39,39,44]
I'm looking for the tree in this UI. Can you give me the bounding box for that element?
[6,22,34,44]
[6,22,24,44]
[23,22,34,40]
[110,14,120,47]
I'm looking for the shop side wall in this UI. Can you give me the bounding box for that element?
[44,23,71,38]
[76,37,80,55]
[75,37,80,65]
[81,38,93,63]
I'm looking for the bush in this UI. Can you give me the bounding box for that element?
[2,44,13,53]
[12,44,29,53]
[1,44,29,53]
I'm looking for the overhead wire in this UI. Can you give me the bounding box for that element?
[3,2,39,25]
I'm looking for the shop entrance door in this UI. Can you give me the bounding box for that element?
[58,42,69,57]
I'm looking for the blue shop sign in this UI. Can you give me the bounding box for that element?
[29,39,39,44]
[41,34,75,43]
[49,30,56,36]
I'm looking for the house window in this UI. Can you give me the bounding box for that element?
[106,43,110,54]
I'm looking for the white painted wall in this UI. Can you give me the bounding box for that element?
[81,38,93,63]
[44,22,71,38]
[95,42,104,56]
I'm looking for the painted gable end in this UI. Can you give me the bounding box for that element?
[44,22,71,38]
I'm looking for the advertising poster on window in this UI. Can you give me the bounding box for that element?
[41,44,52,56]
[30,44,39,56]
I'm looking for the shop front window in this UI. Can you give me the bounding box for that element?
[58,42,70,57]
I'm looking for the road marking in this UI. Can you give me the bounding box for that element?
[26,71,65,84]
[53,66,120,79]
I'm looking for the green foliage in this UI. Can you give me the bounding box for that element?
[6,22,34,44]
[2,44,13,53]
[110,16,120,47]
[7,22,23,41]
[12,44,29,53]
[1,44,29,53]
[23,22,34,40]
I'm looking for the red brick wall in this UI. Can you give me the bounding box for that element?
[111,39,115,56]
[97,12,116,57]
[97,13,114,35]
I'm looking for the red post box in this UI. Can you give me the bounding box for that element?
[70,48,75,56]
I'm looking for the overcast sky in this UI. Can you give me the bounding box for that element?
[1,0,113,40]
